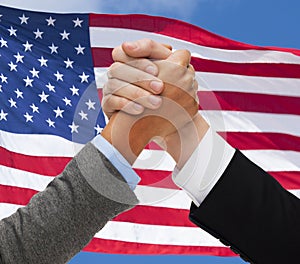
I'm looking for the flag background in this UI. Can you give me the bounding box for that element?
[1,1,300,264]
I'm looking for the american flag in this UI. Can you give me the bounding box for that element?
[1,4,300,257]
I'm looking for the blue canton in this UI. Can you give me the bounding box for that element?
[0,5,105,144]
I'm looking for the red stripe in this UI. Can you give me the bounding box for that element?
[114,205,194,227]
[219,132,300,152]
[269,171,300,190]
[0,147,70,176]
[134,169,179,189]
[0,185,37,205]
[89,14,300,57]
[191,57,300,78]
[198,91,300,115]
[92,48,300,78]
[84,237,236,256]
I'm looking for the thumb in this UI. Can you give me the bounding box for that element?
[166,50,191,67]
[122,39,172,59]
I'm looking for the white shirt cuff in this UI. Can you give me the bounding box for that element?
[91,135,141,190]
[172,128,235,207]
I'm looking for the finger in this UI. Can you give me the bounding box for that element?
[121,38,172,59]
[108,62,164,94]
[166,49,191,67]
[112,46,160,75]
[104,79,162,109]
[102,94,145,117]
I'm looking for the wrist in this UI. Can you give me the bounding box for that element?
[101,112,154,165]
[164,113,209,169]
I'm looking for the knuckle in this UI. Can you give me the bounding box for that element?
[111,46,122,61]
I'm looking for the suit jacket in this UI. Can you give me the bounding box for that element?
[189,150,300,263]
[0,143,138,264]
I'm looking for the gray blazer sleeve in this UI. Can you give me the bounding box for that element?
[0,142,139,264]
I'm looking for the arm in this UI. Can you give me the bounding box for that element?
[0,142,138,263]
[104,39,300,263]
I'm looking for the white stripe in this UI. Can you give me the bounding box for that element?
[201,110,300,137]
[0,203,24,220]
[134,148,300,172]
[0,130,83,157]
[90,27,300,64]
[0,165,53,191]
[134,185,191,209]
[95,221,223,247]
[242,150,300,172]
[133,149,176,171]
[196,72,300,97]
[95,67,300,98]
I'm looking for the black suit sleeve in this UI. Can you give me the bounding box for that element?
[189,150,300,264]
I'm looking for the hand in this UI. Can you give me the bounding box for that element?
[102,39,172,117]
[101,49,199,164]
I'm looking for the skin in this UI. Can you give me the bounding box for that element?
[101,39,209,168]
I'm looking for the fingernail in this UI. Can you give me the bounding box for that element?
[150,81,163,93]
[133,103,143,111]
[145,65,157,75]
[148,95,162,106]
[125,41,137,50]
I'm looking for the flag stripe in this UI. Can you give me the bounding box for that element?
[94,221,224,246]
[219,132,300,151]
[95,68,300,98]
[198,91,300,115]
[113,206,195,227]
[84,238,236,256]
[92,48,300,78]
[89,25,300,62]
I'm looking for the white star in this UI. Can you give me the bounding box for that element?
[75,44,85,55]
[46,118,55,128]
[0,73,8,83]
[38,56,48,67]
[8,98,17,108]
[19,14,29,24]
[54,71,64,81]
[14,52,24,63]
[53,106,64,118]
[64,58,74,68]
[30,68,39,78]
[46,16,56,26]
[0,109,8,121]
[0,14,2,22]
[60,30,70,40]
[94,124,103,135]
[33,28,44,39]
[30,103,39,113]
[15,88,23,98]
[73,17,83,27]
[79,72,89,83]
[46,82,56,92]
[23,76,34,87]
[8,26,17,37]
[0,38,8,48]
[70,85,79,96]
[69,122,79,133]
[39,91,49,102]
[85,99,96,110]
[23,41,33,52]
[62,97,72,106]
[48,43,58,54]
[0,85,2,93]
[79,110,88,120]
[8,61,17,72]
[24,112,33,122]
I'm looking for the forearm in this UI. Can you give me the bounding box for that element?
[0,143,138,263]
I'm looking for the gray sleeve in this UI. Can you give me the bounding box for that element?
[0,142,139,264]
